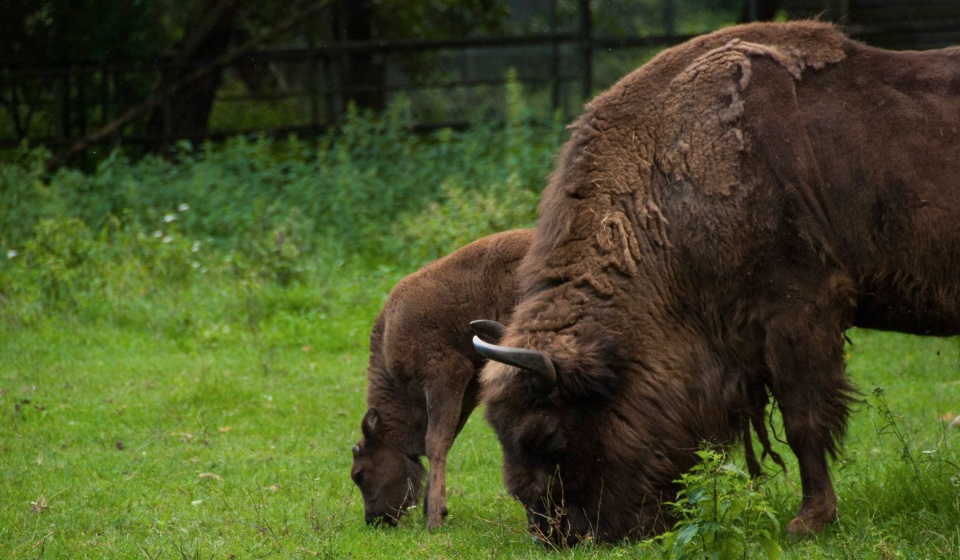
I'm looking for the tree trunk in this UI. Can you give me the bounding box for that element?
[337,0,384,112]
[147,0,239,144]
[739,0,782,22]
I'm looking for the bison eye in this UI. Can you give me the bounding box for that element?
[352,471,364,486]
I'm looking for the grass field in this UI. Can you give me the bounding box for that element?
[3,100,960,557]
[3,267,960,558]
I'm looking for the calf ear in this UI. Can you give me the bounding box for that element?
[470,319,507,343]
[361,408,381,442]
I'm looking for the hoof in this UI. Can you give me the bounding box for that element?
[426,506,450,530]
[786,517,815,537]
[426,500,449,529]
[786,514,830,537]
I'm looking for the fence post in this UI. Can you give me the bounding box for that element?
[100,64,110,133]
[308,31,320,130]
[579,0,592,101]
[549,0,560,112]
[665,0,677,36]
[58,72,71,143]
[77,69,87,137]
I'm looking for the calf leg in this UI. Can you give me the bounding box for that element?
[423,355,477,529]
[763,290,855,535]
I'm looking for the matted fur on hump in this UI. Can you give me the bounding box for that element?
[526,22,850,289]
[657,36,846,197]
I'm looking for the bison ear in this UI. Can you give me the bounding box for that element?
[361,408,381,442]
[470,319,507,343]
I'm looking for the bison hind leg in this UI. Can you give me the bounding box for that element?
[762,275,857,535]
[423,353,479,529]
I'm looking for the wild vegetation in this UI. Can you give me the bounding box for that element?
[3,89,960,558]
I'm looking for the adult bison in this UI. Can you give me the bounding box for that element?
[473,21,960,544]
[351,229,531,528]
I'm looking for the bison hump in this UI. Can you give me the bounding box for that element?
[657,37,846,196]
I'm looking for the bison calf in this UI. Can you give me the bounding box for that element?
[351,229,531,528]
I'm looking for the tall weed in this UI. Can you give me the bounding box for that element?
[0,144,56,245]
[661,449,782,560]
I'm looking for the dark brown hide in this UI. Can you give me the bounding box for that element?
[480,21,960,545]
[352,229,530,528]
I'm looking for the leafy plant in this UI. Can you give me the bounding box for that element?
[21,217,95,307]
[392,174,538,264]
[661,448,782,560]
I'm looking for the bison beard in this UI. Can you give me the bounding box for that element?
[476,21,960,545]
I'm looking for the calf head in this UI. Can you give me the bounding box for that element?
[350,408,425,526]
[475,323,654,545]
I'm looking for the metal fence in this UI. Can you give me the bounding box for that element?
[2,0,959,154]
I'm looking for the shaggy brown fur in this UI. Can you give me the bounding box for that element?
[478,21,960,545]
[351,229,531,528]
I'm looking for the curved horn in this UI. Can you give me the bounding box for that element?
[472,335,557,392]
[470,319,507,343]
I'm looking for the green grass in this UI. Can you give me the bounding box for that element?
[3,270,960,558]
[2,93,960,558]
[0,281,527,558]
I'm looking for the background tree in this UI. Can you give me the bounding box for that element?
[146,0,240,141]
[332,0,383,111]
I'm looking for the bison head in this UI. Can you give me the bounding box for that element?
[473,320,672,545]
[350,408,425,526]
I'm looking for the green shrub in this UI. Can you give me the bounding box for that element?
[0,144,56,245]
[661,449,782,560]
[391,173,538,264]
[21,217,95,307]
[249,208,313,287]
[0,72,567,328]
